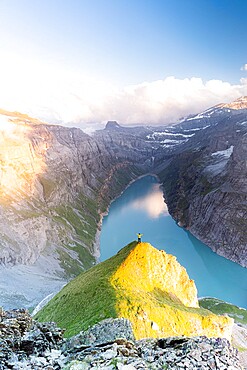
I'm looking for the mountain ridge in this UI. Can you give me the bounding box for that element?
[0,96,246,308]
[35,241,233,340]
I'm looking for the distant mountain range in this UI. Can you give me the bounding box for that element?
[0,97,246,308]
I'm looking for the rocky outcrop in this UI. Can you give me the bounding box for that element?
[158,109,247,267]
[64,334,243,370]
[0,112,152,308]
[0,308,64,369]
[0,309,244,370]
[35,242,233,341]
[220,95,247,110]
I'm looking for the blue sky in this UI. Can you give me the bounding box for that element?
[0,0,247,127]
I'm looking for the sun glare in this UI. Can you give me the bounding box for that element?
[0,115,48,200]
[0,115,15,132]
[131,184,168,218]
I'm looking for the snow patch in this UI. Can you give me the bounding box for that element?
[0,115,14,132]
[183,128,202,132]
[161,139,189,145]
[205,161,228,176]
[147,131,194,140]
[211,146,234,158]
[204,146,234,176]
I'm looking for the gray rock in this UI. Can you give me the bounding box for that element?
[3,311,241,369]
[159,111,247,267]
[65,318,135,349]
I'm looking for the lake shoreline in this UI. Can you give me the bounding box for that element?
[98,175,247,309]
[93,173,162,261]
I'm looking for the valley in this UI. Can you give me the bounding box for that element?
[0,97,246,308]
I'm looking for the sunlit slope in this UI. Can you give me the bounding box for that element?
[0,111,48,200]
[0,109,148,274]
[0,109,150,308]
[199,297,247,326]
[35,242,233,339]
[0,111,96,272]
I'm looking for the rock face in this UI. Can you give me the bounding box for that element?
[0,309,244,370]
[35,242,233,341]
[0,97,247,308]
[0,112,151,308]
[64,333,243,370]
[0,113,154,269]
[0,308,65,369]
[158,106,247,267]
[84,103,247,268]
[220,95,247,110]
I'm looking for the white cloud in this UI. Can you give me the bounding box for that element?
[130,184,168,218]
[1,52,247,128]
[241,64,247,71]
[110,77,247,124]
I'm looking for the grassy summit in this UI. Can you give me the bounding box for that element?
[35,241,233,339]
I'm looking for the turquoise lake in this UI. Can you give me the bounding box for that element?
[100,175,247,309]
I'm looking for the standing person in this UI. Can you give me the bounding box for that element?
[137,233,143,242]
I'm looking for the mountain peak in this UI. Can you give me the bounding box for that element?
[220,96,247,110]
[105,121,121,130]
[0,108,48,127]
[35,241,233,340]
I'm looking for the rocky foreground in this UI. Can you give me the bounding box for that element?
[0,309,244,370]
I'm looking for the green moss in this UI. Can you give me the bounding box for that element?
[35,242,137,337]
[199,297,247,325]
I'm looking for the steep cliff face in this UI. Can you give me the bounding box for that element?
[0,116,94,267]
[93,124,156,165]
[35,242,233,340]
[159,108,247,267]
[0,98,246,308]
[0,112,152,308]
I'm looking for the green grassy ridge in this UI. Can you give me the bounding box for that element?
[35,242,138,337]
[35,241,221,338]
[199,297,247,325]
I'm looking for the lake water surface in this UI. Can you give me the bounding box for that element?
[100,175,247,309]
